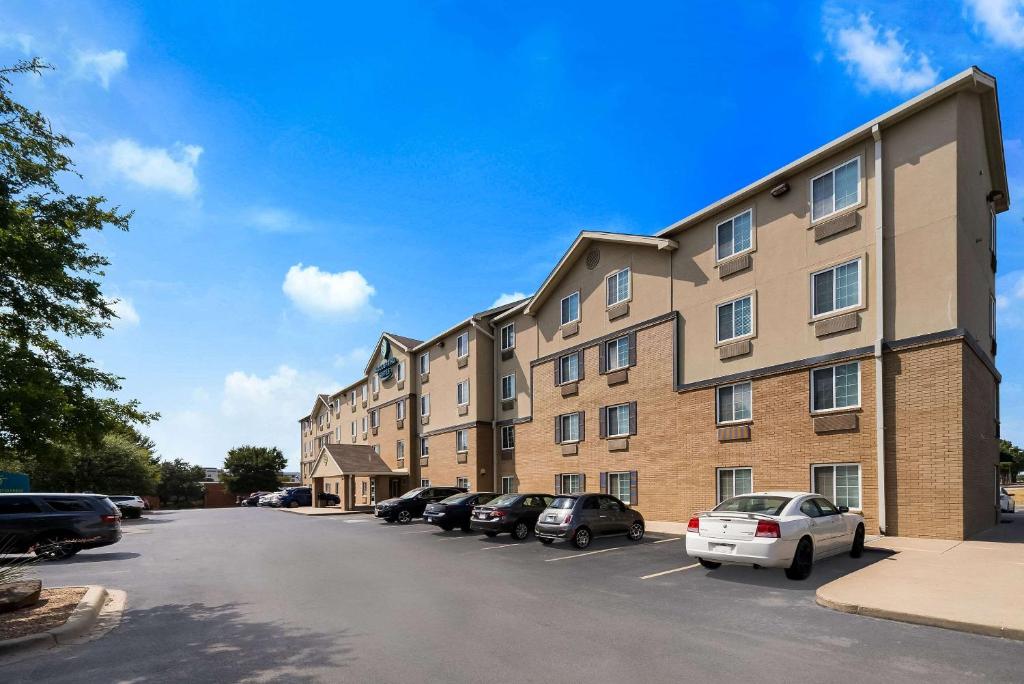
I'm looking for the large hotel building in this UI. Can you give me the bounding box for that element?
[299,67,1008,540]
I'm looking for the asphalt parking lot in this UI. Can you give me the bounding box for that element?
[2,507,1021,683]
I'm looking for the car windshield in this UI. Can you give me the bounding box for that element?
[441,493,473,504]
[484,494,519,508]
[713,495,791,515]
[548,497,576,509]
[400,488,427,500]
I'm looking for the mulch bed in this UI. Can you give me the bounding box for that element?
[0,587,87,641]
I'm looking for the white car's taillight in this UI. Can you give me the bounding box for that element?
[754,520,781,538]
[687,517,700,534]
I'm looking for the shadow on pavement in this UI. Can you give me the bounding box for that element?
[122,516,174,525]
[700,547,895,591]
[56,551,141,564]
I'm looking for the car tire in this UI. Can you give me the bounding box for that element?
[571,527,592,549]
[484,531,498,537]
[539,538,554,545]
[627,521,645,542]
[461,522,473,532]
[397,510,412,524]
[288,501,299,508]
[34,534,80,561]
[785,537,814,580]
[850,524,865,558]
[440,522,454,532]
[511,520,530,541]
[698,558,721,569]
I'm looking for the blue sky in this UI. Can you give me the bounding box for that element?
[3,1,1023,470]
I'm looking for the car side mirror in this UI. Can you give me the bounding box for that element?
[838,505,849,513]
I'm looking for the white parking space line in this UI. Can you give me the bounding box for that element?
[639,563,700,579]
[545,546,624,562]
[344,519,367,523]
[480,544,518,551]
[400,529,437,534]
[438,536,473,542]
[652,537,682,544]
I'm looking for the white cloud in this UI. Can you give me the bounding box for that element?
[282,264,379,319]
[74,49,127,89]
[105,139,203,197]
[246,207,307,233]
[334,347,371,371]
[0,32,34,55]
[997,270,1024,329]
[829,14,939,94]
[107,297,140,328]
[491,292,529,308]
[965,0,1024,49]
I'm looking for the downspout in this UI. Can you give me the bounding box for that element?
[491,320,499,493]
[872,124,887,535]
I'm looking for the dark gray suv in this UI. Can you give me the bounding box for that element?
[535,494,645,549]
[0,493,123,560]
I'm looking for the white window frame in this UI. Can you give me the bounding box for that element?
[559,353,579,383]
[371,374,380,393]
[396,440,405,464]
[370,409,379,429]
[350,391,356,407]
[811,463,862,511]
[606,336,629,371]
[560,473,582,494]
[810,361,861,413]
[419,353,430,375]
[810,156,861,223]
[500,374,515,401]
[716,209,754,263]
[501,475,516,494]
[456,332,469,359]
[420,437,429,457]
[716,381,752,424]
[361,385,367,401]
[350,421,356,437]
[716,294,755,344]
[456,429,468,453]
[500,322,515,351]
[560,291,580,325]
[500,425,515,450]
[396,399,405,420]
[456,476,470,489]
[560,413,580,444]
[608,471,632,504]
[717,467,753,504]
[606,404,629,438]
[396,361,405,382]
[456,379,469,406]
[810,257,862,319]
[361,416,368,433]
[606,267,631,308]
[420,394,430,417]
[420,478,430,487]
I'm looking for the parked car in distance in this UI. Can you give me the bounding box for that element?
[276,487,312,508]
[685,491,865,580]
[318,491,340,506]
[1000,487,1016,513]
[106,495,145,519]
[424,492,498,531]
[0,493,122,560]
[534,494,645,549]
[469,493,555,540]
[258,491,282,507]
[240,491,271,507]
[374,486,466,524]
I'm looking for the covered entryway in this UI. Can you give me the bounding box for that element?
[309,444,409,511]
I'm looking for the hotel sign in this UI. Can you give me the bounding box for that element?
[375,338,398,380]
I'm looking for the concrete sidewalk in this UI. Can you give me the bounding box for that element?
[817,513,1024,640]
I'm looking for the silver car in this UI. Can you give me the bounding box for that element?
[535,494,645,549]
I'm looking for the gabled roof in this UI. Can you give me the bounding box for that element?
[362,332,423,375]
[311,443,406,478]
[474,297,531,320]
[491,297,531,324]
[305,394,332,420]
[387,333,424,349]
[524,231,677,315]
[657,66,1009,239]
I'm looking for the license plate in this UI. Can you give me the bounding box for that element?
[476,513,486,519]
[711,543,734,552]
[545,515,555,521]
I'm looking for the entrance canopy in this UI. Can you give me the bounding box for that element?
[310,444,408,479]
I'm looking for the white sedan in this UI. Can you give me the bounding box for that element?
[685,491,865,580]
[1000,487,1016,513]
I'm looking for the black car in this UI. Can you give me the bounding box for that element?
[374,486,466,524]
[424,492,498,531]
[0,493,122,560]
[469,493,555,540]
[317,491,341,506]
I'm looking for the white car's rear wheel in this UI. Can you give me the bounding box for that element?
[698,558,721,570]
[850,524,865,558]
[785,537,814,580]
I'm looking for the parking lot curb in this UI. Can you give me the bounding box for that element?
[0,585,109,656]
[815,591,1024,642]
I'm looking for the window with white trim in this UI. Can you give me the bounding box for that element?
[811,157,860,222]
[608,472,632,504]
[812,464,861,509]
[396,440,405,465]
[420,437,429,457]
[456,332,469,359]
[811,362,860,412]
[396,399,405,420]
[361,385,367,401]
[456,379,469,406]
[501,476,516,494]
[361,416,368,433]
[560,473,582,494]
[717,295,753,343]
[717,467,753,503]
[812,258,861,317]
[500,374,515,401]
[716,381,752,423]
[500,323,515,351]
[396,361,405,382]
[456,476,469,489]
[350,421,356,437]
[559,353,579,383]
[560,413,580,443]
[371,374,379,393]
[350,391,356,407]
[421,479,430,487]
[717,209,752,261]
[456,429,468,453]
[606,336,629,371]
[500,425,515,450]
[370,409,379,429]
[606,268,631,307]
[560,292,580,325]
[420,394,430,417]
[606,404,629,438]
[419,353,429,375]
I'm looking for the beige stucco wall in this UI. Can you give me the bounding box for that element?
[496,310,537,422]
[415,324,492,430]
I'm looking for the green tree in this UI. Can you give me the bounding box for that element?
[0,59,156,477]
[222,446,287,495]
[1000,439,1023,481]
[156,459,205,508]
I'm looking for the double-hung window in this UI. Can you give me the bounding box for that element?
[500,374,515,401]
[371,374,379,393]
[370,409,379,428]
[718,467,753,503]
[396,440,405,465]
[500,323,515,351]
[456,332,469,359]
[350,421,356,437]
[559,353,579,383]
[811,362,860,412]
[361,385,367,402]
[560,473,582,494]
[419,353,430,375]
[606,336,629,371]
[716,209,752,261]
[456,380,469,406]
[420,394,430,417]
[560,413,580,443]
[501,476,516,494]
[420,437,429,457]
[500,425,515,450]
[361,416,368,434]
[420,478,430,487]
[606,268,630,307]
[606,404,630,438]
[456,429,468,453]
[812,258,861,317]
[812,464,861,509]
[350,391,356,407]
[811,157,860,222]
[456,476,470,489]
[717,295,753,343]
[716,381,752,424]
[396,361,405,382]
[396,399,405,421]
[560,292,580,325]
[608,472,632,504]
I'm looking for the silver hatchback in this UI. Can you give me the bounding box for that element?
[535,494,645,549]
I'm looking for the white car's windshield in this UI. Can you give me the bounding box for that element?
[713,495,790,515]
